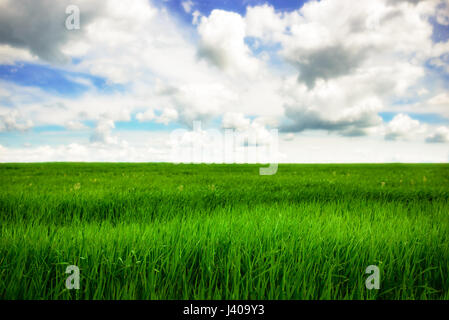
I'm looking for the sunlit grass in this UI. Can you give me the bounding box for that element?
[0,163,448,299]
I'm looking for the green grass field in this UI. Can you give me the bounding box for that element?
[0,163,448,300]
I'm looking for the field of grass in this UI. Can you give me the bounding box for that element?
[0,163,448,300]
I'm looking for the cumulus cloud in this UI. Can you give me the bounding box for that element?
[148,81,239,126]
[282,104,382,136]
[221,112,276,146]
[1,0,449,163]
[0,44,37,64]
[426,126,449,143]
[428,92,449,107]
[279,75,384,136]
[0,0,105,63]
[197,9,261,76]
[90,117,119,145]
[436,1,449,25]
[384,113,425,141]
[286,45,369,88]
[0,138,170,163]
[240,0,441,137]
[65,120,87,130]
[136,109,156,122]
[0,111,33,132]
[245,4,286,43]
[245,0,436,88]
[401,92,449,118]
[222,112,251,130]
[156,108,178,125]
[3,0,444,135]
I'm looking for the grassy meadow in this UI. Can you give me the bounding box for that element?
[0,163,448,300]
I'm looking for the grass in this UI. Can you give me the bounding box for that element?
[0,163,448,300]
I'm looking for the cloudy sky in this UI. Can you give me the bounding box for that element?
[0,0,449,163]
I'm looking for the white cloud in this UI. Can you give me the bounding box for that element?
[426,126,449,143]
[136,105,179,126]
[90,117,121,145]
[280,76,384,136]
[279,0,433,87]
[1,0,448,163]
[181,0,194,14]
[2,130,449,163]
[0,45,37,64]
[279,133,449,163]
[436,1,449,25]
[150,82,240,126]
[0,110,33,132]
[221,112,276,146]
[156,108,178,125]
[386,91,449,118]
[0,138,169,163]
[197,9,261,77]
[384,113,426,141]
[222,112,251,130]
[429,56,449,73]
[65,120,87,130]
[136,109,155,122]
[241,1,441,138]
[282,133,295,141]
[245,4,286,44]
[428,92,449,107]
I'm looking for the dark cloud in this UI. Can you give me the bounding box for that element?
[287,45,369,88]
[280,104,381,136]
[0,0,104,63]
[197,45,228,70]
[386,0,421,5]
[425,133,449,143]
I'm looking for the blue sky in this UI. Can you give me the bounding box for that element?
[0,0,449,162]
[0,63,125,97]
[159,0,308,18]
